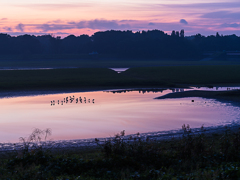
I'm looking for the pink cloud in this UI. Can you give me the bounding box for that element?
[201,11,240,20]
[36,19,131,32]
[16,23,25,32]
[3,27,12,31]
[180,19,188,25]
[4,16,240,37]
[14,3,92,11]
[160,2,240,9]
[220,23,240,28]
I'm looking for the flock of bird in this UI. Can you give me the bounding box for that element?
[51,95,95,106]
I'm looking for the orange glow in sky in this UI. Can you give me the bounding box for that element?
[0,0,240,37]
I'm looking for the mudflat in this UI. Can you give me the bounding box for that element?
[155,89,240,102]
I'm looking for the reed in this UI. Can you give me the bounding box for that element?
[1,126,240,179]
[1,65,240,92]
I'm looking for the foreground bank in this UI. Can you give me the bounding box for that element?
[1,65,240,92]
[1,125,240,179]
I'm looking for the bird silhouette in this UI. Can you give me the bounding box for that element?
[49,95,96,106]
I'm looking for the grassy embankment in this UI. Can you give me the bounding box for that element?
[1,58,240,68]
[1,126,240,179]
[1,65,240,91]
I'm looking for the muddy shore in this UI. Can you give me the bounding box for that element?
[155,89,240,103]
[1,123,240,153]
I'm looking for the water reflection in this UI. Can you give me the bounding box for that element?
[171,88,185,93]
[194,86,240,91]
[105,86,240,94]
[1,88,240,143]
[0,68,53,71]
[105,88,167,94]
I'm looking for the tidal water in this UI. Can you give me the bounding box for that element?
[109,68,129,73]
[1,87,240,143]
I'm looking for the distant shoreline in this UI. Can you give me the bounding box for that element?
[155,89,240,103]
[1,85,240,99]
[0,87,110,98]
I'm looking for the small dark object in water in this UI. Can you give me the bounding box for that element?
[192,100,194,102]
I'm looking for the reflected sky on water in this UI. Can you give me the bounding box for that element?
[1,87,240,143]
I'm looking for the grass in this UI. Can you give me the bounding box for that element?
[1,65,240,92]
[0,68,121,90]
[1,57,240,69]
[124,65,240,85]
[1,126,240,179]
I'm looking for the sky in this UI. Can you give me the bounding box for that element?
[0,0,240,37]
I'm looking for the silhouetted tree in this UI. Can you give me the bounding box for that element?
[12,35,42,55]
[176,31,180,37]
[171,30,176,37]
[0,33,11,54]
[180,29,185,38]
[0,29,239,60]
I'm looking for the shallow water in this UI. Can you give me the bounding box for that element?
[0,68,53,70]
[1,87,240,143]
[109,68,129,73]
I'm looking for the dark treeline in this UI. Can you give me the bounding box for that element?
[0,30,240,60]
